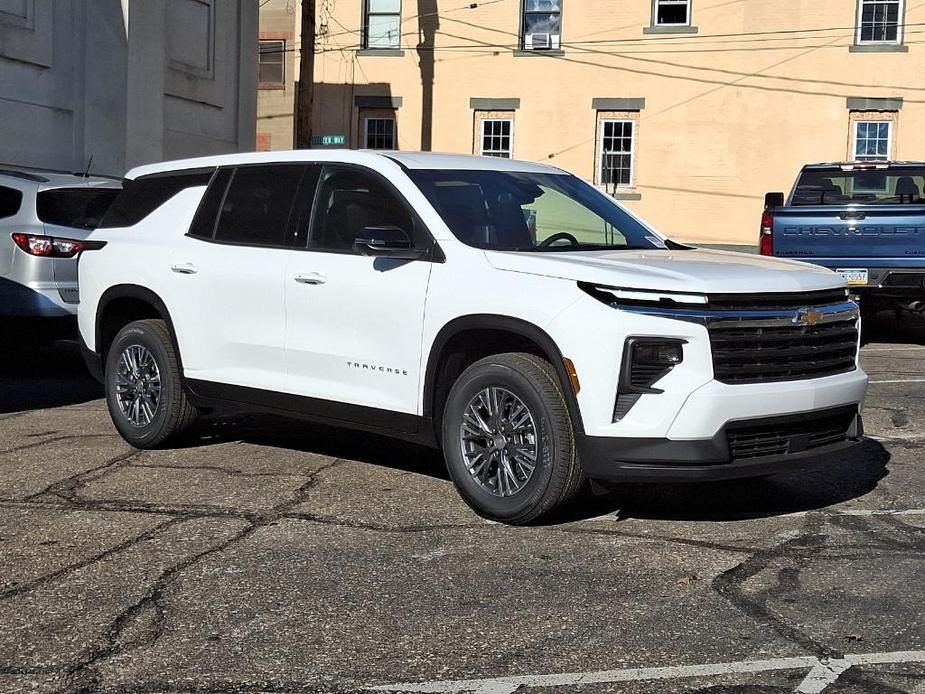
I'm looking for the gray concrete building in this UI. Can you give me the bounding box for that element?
[0,0,257,177]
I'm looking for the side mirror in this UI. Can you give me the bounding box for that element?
[353,226,426,260]
[764,192,785,209]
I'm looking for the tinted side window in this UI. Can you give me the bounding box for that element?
[187,169,233,239]
[36,188,120,230]
[213,165,306,246]
[310,166,415,253]
[0,185,23,218]
[99,169,214,228]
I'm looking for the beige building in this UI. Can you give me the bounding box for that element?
[257,0,299,151]
[260,0,925,244]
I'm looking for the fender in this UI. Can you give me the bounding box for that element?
[94,284,182,364]
[423,314,586,435]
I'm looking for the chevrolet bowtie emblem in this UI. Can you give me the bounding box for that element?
[793,308,823,326]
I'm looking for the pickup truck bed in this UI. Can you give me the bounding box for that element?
[762,162,925,312]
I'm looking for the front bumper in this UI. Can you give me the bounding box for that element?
[579,405,863,482]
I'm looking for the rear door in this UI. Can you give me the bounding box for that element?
[168,164,310,393]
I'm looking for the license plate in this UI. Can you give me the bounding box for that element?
[836,268,868,286]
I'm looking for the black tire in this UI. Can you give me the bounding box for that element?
[104,319,199,448]
[441,352,584,525]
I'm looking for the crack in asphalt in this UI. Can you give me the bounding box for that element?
[0,433,117,456]
[2,427,923,692]
[0,517,180,602]
[58,459,342,694]
[129,462,323,478]
[557,526,759,554]
[711,510,925,693]
[714,513,837,657]
[23,448,141,503]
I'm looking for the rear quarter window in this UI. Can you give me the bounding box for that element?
[0,185,23,219]
[36,188,121,230]
[99,169,215,228]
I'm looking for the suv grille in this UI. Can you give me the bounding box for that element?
[726,406,857,460]
[704,288,849,311]
[710,315,858,384]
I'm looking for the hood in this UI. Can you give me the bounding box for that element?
[485,248,845,294]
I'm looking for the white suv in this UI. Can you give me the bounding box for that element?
[78,151,868,524]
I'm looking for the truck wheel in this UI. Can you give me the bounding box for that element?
[104,319,199,449]
[441,352,584,525]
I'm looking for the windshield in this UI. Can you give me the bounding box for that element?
[792,169,925,206]
[407,169,665,251]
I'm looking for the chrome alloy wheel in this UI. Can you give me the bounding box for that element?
[114,344,162,427]
[459,387,538,497]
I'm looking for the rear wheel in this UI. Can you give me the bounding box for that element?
[441,352,584,525]
[104,319,199,448]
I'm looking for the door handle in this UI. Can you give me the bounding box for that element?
[293,272,327,285]
[170,263,199,275]
[840,211,867,220]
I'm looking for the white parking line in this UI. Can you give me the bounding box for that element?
[796,659,851,693]
[869,378,925,384]
[368,651,925,694]
[861,346,925,352]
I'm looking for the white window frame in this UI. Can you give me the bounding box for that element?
[364,0,402,49]
[852,119,893,162]
[856,0,904,45]
[363,117,397,149]
[598,119,636,188]
[479,118,514,158]
[654,0,691,26]
[257,39,285,85]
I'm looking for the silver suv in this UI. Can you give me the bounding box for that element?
[0,169,120,321]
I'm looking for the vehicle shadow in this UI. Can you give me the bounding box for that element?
[0,326,102,414]
[188,413,451,480]
[550,438,890,524]
[188,414,889,524]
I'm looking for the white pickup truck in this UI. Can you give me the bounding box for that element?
[77,151,868,524]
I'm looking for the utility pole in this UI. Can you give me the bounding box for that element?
[296,0,316,148]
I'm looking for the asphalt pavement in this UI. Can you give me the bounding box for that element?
[0,312,922,694]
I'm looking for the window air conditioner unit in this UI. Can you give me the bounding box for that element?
[525,32,559,50]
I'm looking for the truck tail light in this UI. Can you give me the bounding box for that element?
[11,233,106,258]
[759,211,774,256]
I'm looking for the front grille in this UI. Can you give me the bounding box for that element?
[704,288,849,311]
[726,406,857,460]
[710,315,858,384]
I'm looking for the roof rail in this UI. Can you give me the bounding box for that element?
[0,169,50,183]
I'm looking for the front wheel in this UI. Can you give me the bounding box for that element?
[441,352,584,525]
[104,319,199,448]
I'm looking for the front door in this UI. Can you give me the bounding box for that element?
[285,165,434,417]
